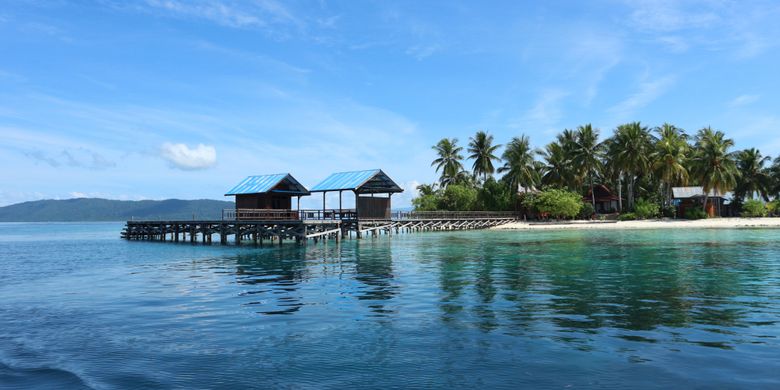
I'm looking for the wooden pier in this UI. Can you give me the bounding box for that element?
[121,210,518,245]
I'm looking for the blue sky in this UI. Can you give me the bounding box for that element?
[2,0,780,207]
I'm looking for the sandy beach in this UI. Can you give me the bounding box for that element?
[493,218,780,230]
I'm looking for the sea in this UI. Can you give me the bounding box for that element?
[1,222,779,389]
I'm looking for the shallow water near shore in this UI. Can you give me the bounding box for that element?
[1,222,779,389]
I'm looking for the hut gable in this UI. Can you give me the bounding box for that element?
[310,169,403,194]
[225,173,309,196]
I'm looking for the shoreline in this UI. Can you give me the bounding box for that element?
[493,218,780,230]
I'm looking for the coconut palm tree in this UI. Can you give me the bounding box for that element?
[431,138,464,187]
[606,122,655,210]
[735,148,771,201]
[538,141,572,190]
[498,135,539,193]
[571,124,604,210]
[690,127,739,215]
[652,123,689,207]
[770,156,780,198]
[467,131,501,182]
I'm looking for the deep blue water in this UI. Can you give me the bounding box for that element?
[1,222,779,389]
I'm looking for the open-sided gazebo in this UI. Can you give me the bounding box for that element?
[225,173,310,220]
[310,169,403,220]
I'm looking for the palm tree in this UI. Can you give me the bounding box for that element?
[538,141,572,190]
[498,135,539,193]
[690,127,739,215]
[770,156,780,198]
[571,124,604,210]
[735,148,771,201]
[467,131,501,182]
[652,123,689,207]
[606,122,655,210]
[431,138,464,187]
[416,183,437,196]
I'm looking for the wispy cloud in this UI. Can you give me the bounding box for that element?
[523,89,570,127]
[160,143,217,170]
[728,94,759,108]
[626,0,719,32]
[24,148,116,170]
[135,0,304,38]
[609,75,676,119]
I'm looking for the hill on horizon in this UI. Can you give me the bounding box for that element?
[0,198,235,222]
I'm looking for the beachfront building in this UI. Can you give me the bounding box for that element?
[310,169,403,220]
[224,173,311,220]
[584,184,620,214]
[672,186,727,218]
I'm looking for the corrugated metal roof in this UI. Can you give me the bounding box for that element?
[225,174,309,195]
[310,169,403,193]
[310,170,379,192]
[672,186,723,199]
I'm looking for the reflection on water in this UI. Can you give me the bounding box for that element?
[207,230,780,348]
[1,224,779,388]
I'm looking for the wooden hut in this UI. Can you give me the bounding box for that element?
[310,169,403,220]
[225,173,310,220]
[672,186,726,218]
[584,184,620,213]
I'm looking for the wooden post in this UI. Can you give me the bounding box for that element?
[220,224,227,245]
[339,190,342,218]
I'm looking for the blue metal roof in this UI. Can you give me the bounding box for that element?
[225,174,310,196]
[310,169,403,193]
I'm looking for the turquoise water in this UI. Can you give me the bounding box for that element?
[1,223,779,389]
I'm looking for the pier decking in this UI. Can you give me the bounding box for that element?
[121,210,518,245]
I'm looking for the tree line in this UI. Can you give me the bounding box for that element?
[414,123,780,218]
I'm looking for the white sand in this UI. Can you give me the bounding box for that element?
[493,218,780,230]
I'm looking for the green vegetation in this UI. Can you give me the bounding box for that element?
[0,198,234,222]
[742,199,767,217]
[684,208,707,220]
[415,123,780,220]
[523,189,582,220]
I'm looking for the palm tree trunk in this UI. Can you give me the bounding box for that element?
[590,171,596,211]
[618,174,623,212]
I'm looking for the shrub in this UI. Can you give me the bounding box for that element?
[768,200,780,216]
[578,202,595,220]
[617,212,637,221]
[440,184,478,211]
[523,189,582,220]
[662,205,676,218]
[742,199,767,217]
[412,193,440,211]
[684,208,707,220]
[634,199,661,219]
[476,178,512,211]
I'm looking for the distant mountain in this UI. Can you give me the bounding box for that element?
[0,198,235,222]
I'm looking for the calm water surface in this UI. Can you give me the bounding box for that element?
[1,223,779,389]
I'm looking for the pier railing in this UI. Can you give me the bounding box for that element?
[299,209,357,221]
[222,208,358,221]
[222,209,300,221]
[392,211,519,220]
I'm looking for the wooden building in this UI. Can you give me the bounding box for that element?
[310,169,403,220]
[672,187,726,218]
[224,173,310,220]
[584,184,620,214]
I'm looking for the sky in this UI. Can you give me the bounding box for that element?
[2,0,780,208]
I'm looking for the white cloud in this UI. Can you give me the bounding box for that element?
[160,143,217,170]
[608,75,676,119]
[524,89,570,125]
[141,0,303,33]
[728,94,759,108]
[626,0,719,32]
